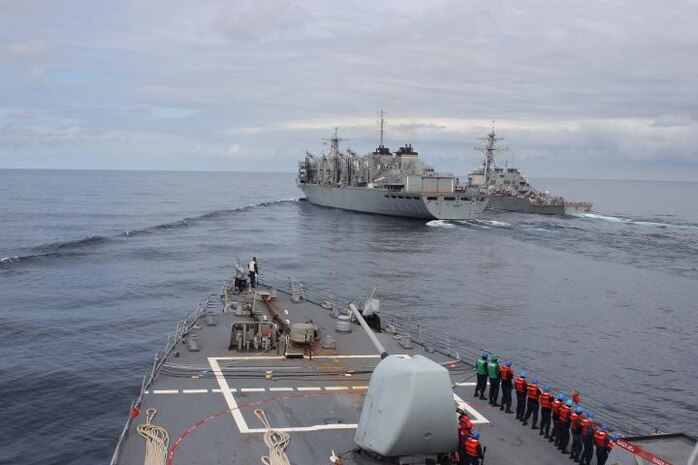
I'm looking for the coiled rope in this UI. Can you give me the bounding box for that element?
[136,408,169,465]
[254,409,290,465]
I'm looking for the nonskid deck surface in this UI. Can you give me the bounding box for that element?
[115,286,577,465]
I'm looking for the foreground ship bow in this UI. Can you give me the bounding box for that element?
[111,268,694,465]
[298,129,489,220]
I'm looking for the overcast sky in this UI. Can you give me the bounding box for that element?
[1,0,697,180]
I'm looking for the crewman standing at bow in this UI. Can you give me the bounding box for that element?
[514,372,528,420]
[474,352,489,400]
[538,385,553,437]
[580,411,596,465]
[499,360,514,413]
[248,257,258,288]
[593,424,612,465]
[487,354,501,406]
[523,378,541,428]
[464,431,484,465]
[558,399,574,454]
[569,406,585,461]
[550,393,565,445]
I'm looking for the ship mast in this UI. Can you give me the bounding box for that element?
[379,110,385,148]
[475,121,505,184]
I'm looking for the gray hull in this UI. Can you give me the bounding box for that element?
[487,196,564,215]
[299,183,487,220]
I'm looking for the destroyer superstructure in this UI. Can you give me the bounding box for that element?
[297,114,489,220]
[465,125,592,215]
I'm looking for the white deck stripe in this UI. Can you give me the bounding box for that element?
[152,389,179,394]
[453,393,489,424]
[240,388,265,393]
[324,386,349,391]
[296,387,322,391]
[208,357,251,433]
[269,387,294,392]
[182,389,208,394]
[455,382,477,387]
[351,385,368,390]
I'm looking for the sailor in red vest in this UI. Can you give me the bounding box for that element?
[514,372,528,420]
[550,392,565,445]
[498,360,514,414]
[580,411,596,465]
[593,424,612,465]
[538,385,553,437]
[457,413,473,464]
[569,406,585,461]
[522,378,541,429]
[558,399,573,453]
[464,431,484,465]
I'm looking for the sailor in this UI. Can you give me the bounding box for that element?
[550,393,565,445]
[487,354,501,406]
[474,352,489,400]
[538,385,553,437]
[248,257,258,288]
[499,360,514,413]
[523,378,541,428]
[580,411,596,465]
[457,413,473,464]
[558,399,573,454]
[464,431,484,465]
[514,372,528,420]
[569,406,585,461]
[593,424,611,465]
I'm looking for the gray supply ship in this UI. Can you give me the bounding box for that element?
[297,116,489,221]
[111,263,696,465]
[465,127,592,215]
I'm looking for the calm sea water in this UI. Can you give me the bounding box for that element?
[1,170,697,465]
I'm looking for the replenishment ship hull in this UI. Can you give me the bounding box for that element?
[111,268,693,465]
[300,183,488,220]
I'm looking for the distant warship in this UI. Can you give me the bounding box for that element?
[297,113,489,220]
[466,126,592,215]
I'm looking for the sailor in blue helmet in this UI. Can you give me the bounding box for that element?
[463,431,484,465]
[487,354,501,406]
[550,393,565,445]
[570,406,586,461]
[558,399,574,453]
[474,352,489,400]
[593,424,612,465]
[514,371,528,420]
[499,360,514,414]
[538,385,553,438]
[580,411,597,465]
[523,378,541,428]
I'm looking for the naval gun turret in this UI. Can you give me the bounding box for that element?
[354,354,458,464]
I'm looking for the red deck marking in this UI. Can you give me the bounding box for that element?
[614,439,674,465]
[166,391,363,465]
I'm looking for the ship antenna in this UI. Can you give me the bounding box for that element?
[378,110,386,148]
[475,120,507,183]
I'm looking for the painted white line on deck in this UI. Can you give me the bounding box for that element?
[152,389,179,394]
[240,388,266,393]
[455,382,477,387]
[269,387,294,392]
[208,357,251,433]
[453,393,489,424]
[324,386,349,391]
[296,387,322,391]
[182,389,208,394]
[351,385,368,390]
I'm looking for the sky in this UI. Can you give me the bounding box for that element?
[1,0,697,180]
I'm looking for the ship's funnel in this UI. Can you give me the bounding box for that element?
[354,355,458,460]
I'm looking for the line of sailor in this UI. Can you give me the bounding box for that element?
[459,352,621,465]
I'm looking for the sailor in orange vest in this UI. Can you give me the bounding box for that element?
[579,411,596,465]
[464,431,484,465]
[457,413,473,465]
[514,372,528,420]
[558,399,573,453]
[538,385,553,437]
[593,424,612,465]
[550,392,565,445]
[569,406,585,461]
[498,360,514,414]
[522,378,541,429]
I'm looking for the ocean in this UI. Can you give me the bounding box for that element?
[1,169,697,465]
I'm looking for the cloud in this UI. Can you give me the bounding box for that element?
[23,66,48,84]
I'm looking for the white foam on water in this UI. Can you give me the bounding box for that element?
[426,220,456,228]
[577,213,698,230]
[478,220,511,227]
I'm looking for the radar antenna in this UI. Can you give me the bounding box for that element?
[323,127,346,157]
[378,110,386,148]
[474,121,508,184]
